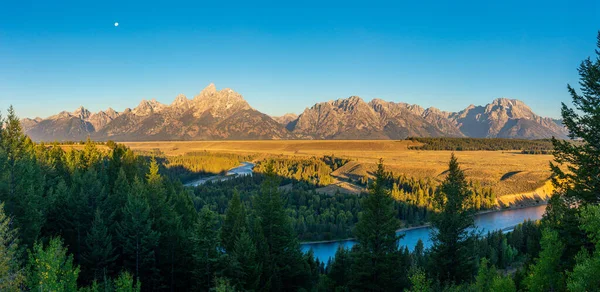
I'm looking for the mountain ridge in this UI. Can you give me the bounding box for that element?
[21,84,568,141]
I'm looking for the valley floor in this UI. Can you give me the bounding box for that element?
[120,140,555,198]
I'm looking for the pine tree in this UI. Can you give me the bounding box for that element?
[474,258,496,292]
[167,191,198,291]
[26,237,80,291]
[540,31,600,276]
[254,160,310,291]
[105,168,130,230]
[412,239,426,268]
[429,154,476,285]
[350,159,406,291]
[327,246,352,290]
[221,189,247,253]
[0,107,45,248]
[407,268,432,292]
[115,180,159,285]
[230,229,261,290]
[146,157,162,185]
[1,106,26,199]
[82,209,118,283]
[0,203,24,291]
[566,205,600,291]
[114,271,142,292]
[191,206,222,290]
[550,32,600,205]
[525,228,565,292]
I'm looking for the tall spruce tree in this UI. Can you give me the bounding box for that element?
[221,189,246,254]
[327,246,352,290]
[429,154,476,285]
[550,32,600,206]
[350,159,406,291]
[254,161,310,291]
[82,209,117,283]
[115,179,159,285]
[230,228,261,290]
[191,206,222,291]
[0,202,24,291]
[0,107,45,247]
[541,32,600,273]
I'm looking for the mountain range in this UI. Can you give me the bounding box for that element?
[21,83,567,141]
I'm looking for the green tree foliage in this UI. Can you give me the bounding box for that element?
[214,277,236,292]
[254,161,310,291]
[325,246,352,291]
[472,258,515,292]
[113,271,142,292]
[429,154,476,285]
[0,106,45,247]
[566,205,600,291]
[82,209,117,283]
[525,228,565,292]
[407,268,432,292]
[220,190,246,254]
[408,137,555,151]
[115,182,159,285]
[254,155,348,186]
[0,202,24,291]
[26,237,80,291]
[550,32,600,205]
[350,160,407,291]
[229,229,261,290]
[191,206,223,290]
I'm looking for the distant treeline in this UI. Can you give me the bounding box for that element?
[520,149,553,155]
[407,137,556,151]
[254,155,349,187]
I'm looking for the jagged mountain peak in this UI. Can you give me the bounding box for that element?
[133,99,165,116]
[492,97,523,106]
[202,83,217,94]
[73,106,91,119]
[191,84,251,118]
[171,93,190,109]
[105,107,117,116]
[327,96,371,113]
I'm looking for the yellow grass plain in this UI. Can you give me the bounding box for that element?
[121,140,555,200]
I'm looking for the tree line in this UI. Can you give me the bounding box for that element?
[408,137,555,151]
[254,155,348,187]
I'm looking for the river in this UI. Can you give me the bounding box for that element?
[184,162,255,186]
[300,204,547,263]
[183,163,547,264]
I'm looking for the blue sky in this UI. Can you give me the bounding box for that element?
[1,0,598,119]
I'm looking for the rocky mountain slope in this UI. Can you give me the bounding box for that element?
[286,96,565,140]
[21,84,567,141]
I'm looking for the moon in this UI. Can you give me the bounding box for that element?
[114,22,119,27]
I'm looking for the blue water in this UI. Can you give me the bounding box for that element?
[301,204,547,263]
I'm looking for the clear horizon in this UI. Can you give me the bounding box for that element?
[1,0,599,119]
